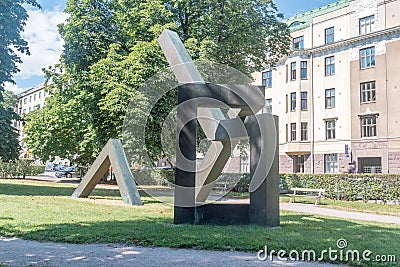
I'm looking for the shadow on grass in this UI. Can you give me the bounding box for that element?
[1,213,399,266]
[0,182,151,199]
[0,183,76,196]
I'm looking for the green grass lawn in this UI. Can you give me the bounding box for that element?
[0,179,399,267]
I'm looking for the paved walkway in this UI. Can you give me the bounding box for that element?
[280,202,400,225]
[0,237,341,267]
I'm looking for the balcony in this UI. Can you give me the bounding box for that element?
[281,142,311,154]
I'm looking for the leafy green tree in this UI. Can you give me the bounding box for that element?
[166,0,290,75]
[0,0,41,89]
[0,107,20,161]
[23,87,96,164]
[1,91,18,110]
[25,0,290,165]
[59,0,118,71]
[0,0,40,160]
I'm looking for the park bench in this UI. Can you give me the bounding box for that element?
[288,187,325,205]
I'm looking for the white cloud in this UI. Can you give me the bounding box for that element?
[4,83,25,95]
[15,8,68,79]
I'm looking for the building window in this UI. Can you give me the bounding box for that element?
[262,71,272,88]
[360,47,375,69]
[291,123,296,141]
[290,62,296,80]
[326,120,336,140]
[301,92,307,111]
[295,155,305,173]
[300,61,307,79]
[361,116,377,137]
[360,81,376,103]
[325,88,335,108]
[240,157,249,173]
[24,98,27,104]
[359,15,374,35]
[39,92,42,99]
[34,94,36,101]
[23,109,26,114]
[301,122,308,141]
[325,27,334,44]
[293,36,304,50]
[290,92,296,111]
[264,98,272,113]
[325,56,335,76]
[29,96,32,102]
[324,154,338,173]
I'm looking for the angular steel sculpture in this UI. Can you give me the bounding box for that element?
[158,30,279,226]
[71,139,142,205]
[158,30,238,203]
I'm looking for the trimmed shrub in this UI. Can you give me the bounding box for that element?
[123,168,400,203]
[281,174,400,203]
[0,159,45,179]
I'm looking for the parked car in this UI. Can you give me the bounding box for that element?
[55,167,75,178]
[53,165,64,171]
[45,163,54,171]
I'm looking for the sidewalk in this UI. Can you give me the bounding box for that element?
[26,172,81,184]
[0,237,341,267]
[280,202,400,225]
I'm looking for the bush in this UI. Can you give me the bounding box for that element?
[213,173,400,203]
[0,159,45,179]
[281,174,400,203]
[131,169,175,186]
[127,169,400,204]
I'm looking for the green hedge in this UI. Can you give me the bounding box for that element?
[130,169,175,186]
[0,159,45,179]
[280,174,400,203]
[220,173,400,202]
[128,169,400,203]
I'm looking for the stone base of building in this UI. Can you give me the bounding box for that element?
[279,153,352,174]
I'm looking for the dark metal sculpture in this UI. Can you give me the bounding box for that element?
[158,30,279,226]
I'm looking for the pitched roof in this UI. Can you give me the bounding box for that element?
[284,0,351,32]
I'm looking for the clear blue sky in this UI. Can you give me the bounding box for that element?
[36,0,67,10]
[11,0,339,92]
[275,0,339,18]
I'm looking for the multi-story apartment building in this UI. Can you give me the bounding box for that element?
[259,0,400,174]
[15,84,48,157]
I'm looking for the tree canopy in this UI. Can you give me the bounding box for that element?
[0,0,40,161]
[24,0,290,165]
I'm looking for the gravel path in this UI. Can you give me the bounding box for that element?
[0,237,341,267]
[280,202,400,225]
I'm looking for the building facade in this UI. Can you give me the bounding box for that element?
[15,84,48,157]
[260,0,400,174]
[14,84,69,166]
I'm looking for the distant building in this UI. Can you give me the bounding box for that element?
[15,84,47,158]
[15,84,69,166]
[257,0,400,174]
